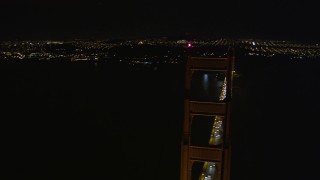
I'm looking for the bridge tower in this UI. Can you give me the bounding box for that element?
[180,47,235,180]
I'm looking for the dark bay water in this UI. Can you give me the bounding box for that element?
[231,56,320,180]
[1,61,185,179]
[1,58,320,179]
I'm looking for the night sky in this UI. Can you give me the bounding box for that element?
[1,0,319,41]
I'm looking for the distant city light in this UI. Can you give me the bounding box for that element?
[0,38,319,63]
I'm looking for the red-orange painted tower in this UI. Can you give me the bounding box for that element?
[180,48,235,180]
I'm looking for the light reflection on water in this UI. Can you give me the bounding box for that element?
[191,71,226,102]
[203,73,209,96]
